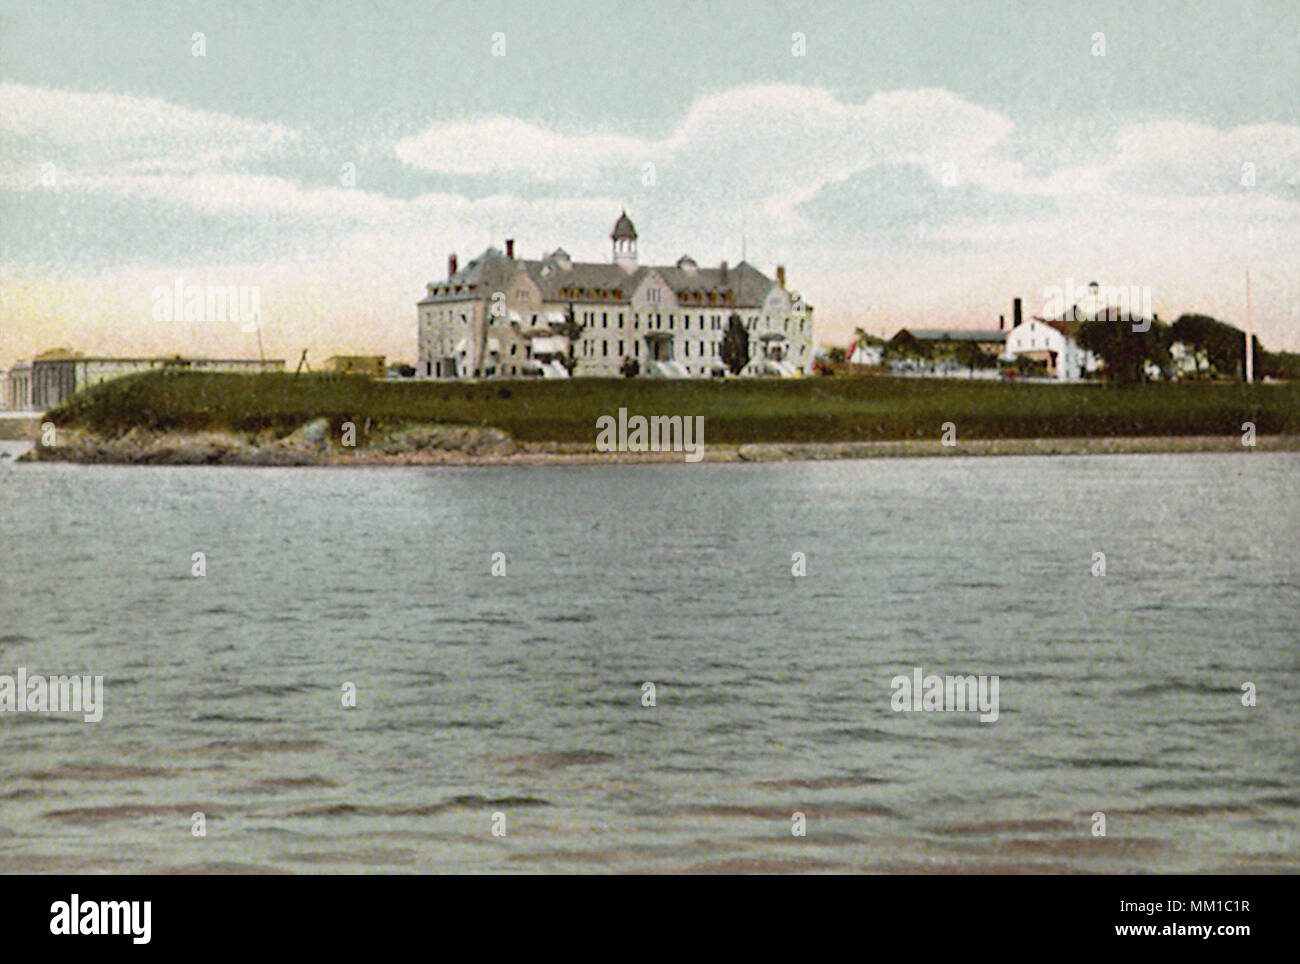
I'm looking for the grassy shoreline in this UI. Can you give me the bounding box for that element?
[21,369,1299,465]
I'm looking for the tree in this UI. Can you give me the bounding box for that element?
[1077,316,1170,383]
[1261,350,1300,380]
[853,327,884,350]
[1145,318,1175,380]
[954,341,993,377]
[1171,314,1265,380]
[826,346,847,363]
[619,356,640,378]
[1012,354,1043,376]
[929,339,958,372]
[720,312,749,375]
[554,302,585,376]
[885,329,930,368]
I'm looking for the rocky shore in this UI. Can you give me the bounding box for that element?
[16,418,1299,466]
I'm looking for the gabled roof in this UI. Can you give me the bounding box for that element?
[1031,305,1148,340]
[422,250,786,309]
[1042,319,1084,339]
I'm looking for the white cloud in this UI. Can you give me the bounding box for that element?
[395,116,648,182]
[394,85,1022,226]
[1108,121,1300,195]
[0,82,290,187]
[392,85,1300,239]
[73,172,407,221]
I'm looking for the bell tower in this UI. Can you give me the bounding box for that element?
[611,211,638,270]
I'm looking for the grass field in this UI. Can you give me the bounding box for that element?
[46,370,1300,444]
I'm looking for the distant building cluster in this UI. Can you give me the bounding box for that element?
[4,214,817,414]
[417,212,814,379]
[1,349,283,411]
[846,297,1107,382]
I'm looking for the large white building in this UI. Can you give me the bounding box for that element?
[1003,309,1100,381]
[416,213,813,379]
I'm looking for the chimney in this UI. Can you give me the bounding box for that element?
[1013,298,1022,329]
[505,238,514,259]
[776,265,786,289]
[720,260,728,284]
[448,253,458,277]
[999,314,1005,330]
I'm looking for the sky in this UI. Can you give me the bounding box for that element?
[1,0,1297,368]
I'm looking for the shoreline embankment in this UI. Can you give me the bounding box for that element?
[16,420,1299,466]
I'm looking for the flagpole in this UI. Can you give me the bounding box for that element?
[1245,269,1253,384]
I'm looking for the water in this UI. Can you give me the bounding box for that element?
[1,454,1296,873]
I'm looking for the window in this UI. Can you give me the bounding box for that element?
[602,341,608,357]
[618,341,624,355]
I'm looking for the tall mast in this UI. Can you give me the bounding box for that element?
[1245,269,1253,384]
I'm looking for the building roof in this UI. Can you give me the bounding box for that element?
[611,211,637,240]
[34,347,83,360]
[1041,319,1084,339]
[1032,306,1149,341]
[420,248,787,311]
[904,328,1007,343]
[15,355,284,368]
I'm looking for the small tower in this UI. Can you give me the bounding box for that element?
[611,211,638,270]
